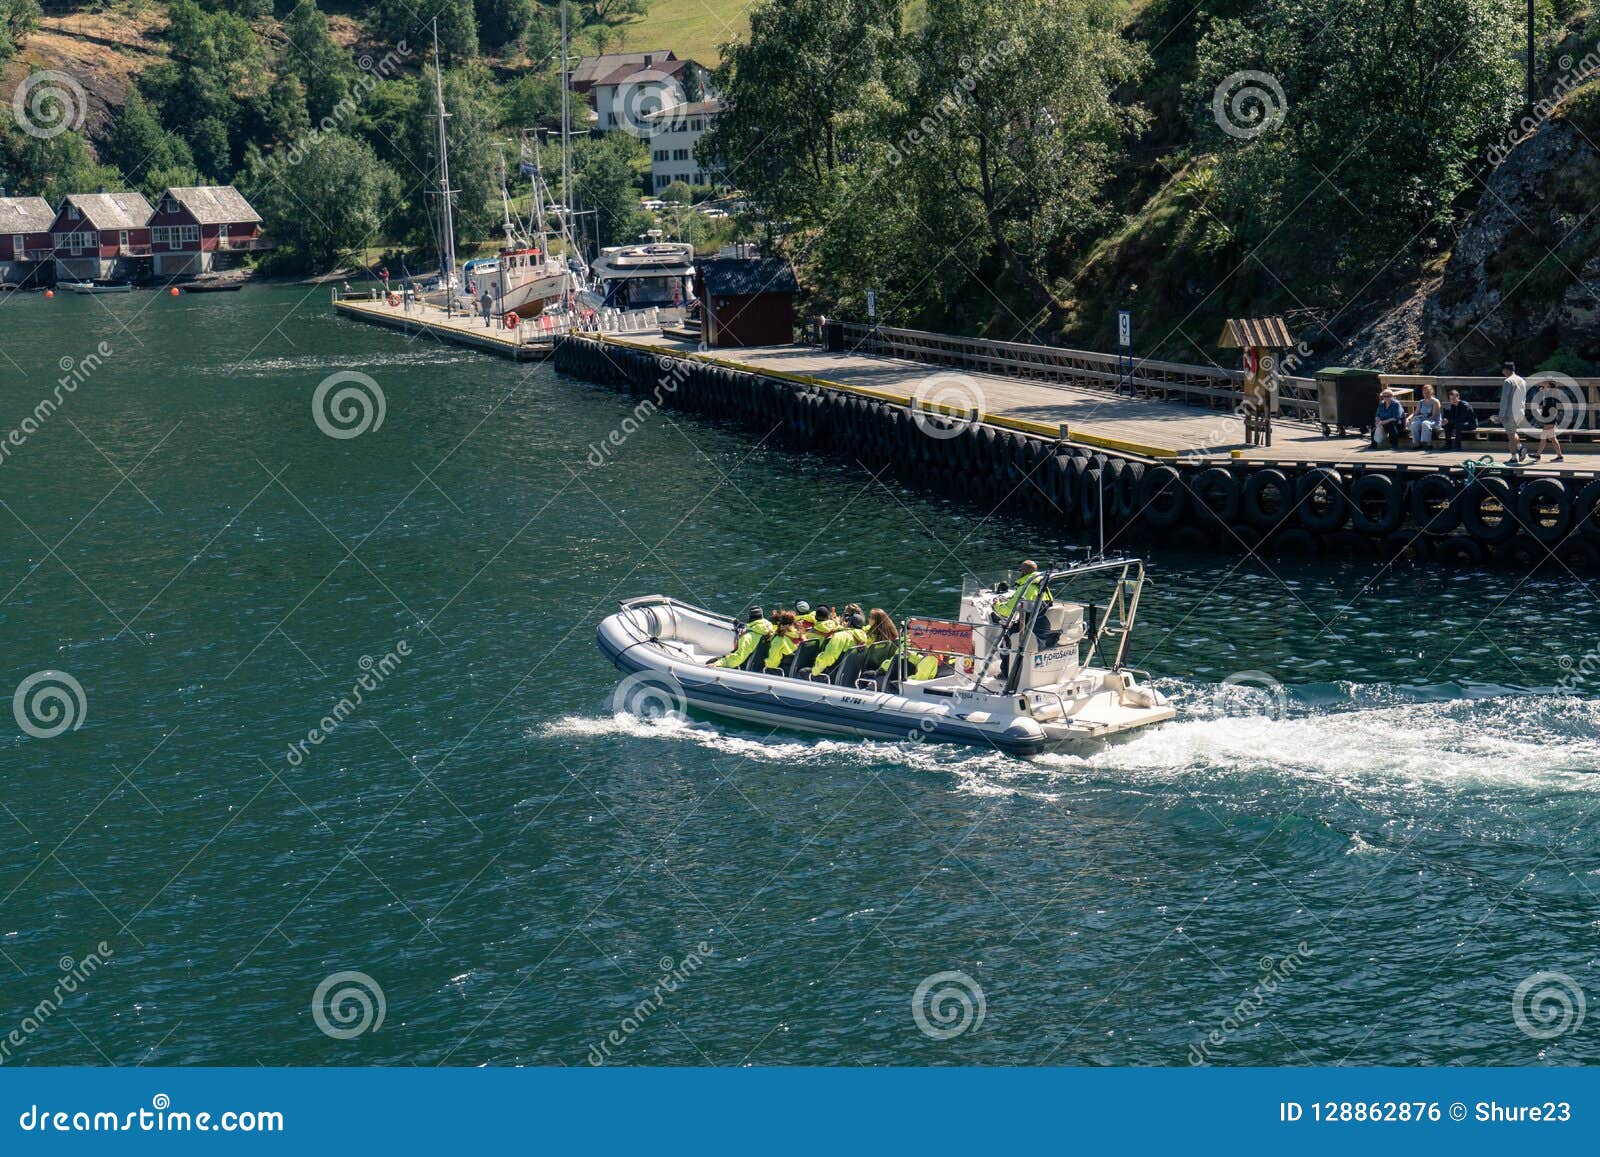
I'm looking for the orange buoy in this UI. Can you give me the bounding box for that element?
[44,290,54,298]
[387,292,401,307]
[170,286,180,296]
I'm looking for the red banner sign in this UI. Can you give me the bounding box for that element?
[906,618,974,656]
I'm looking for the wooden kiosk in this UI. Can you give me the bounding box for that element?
[1219,317,1294,448]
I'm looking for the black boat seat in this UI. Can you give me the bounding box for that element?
[832,650,866,686]
[788,640,822,676]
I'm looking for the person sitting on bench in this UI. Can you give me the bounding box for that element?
[1372,389,1405,449]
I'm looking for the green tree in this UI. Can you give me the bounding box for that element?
[1194,0,1521,294]
[397,62,502,248]
[704,0,907,224]
[0,125,123,201]
[500,74,560,130]
[909,0,1146,312]
[0,0,41,63]
[571,130,650,247]
[100,88,197,188]
[243,131,401,270]
[376,0,477,58]
[280,0,352,124]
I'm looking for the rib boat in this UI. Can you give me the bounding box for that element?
[597,557,1174,756]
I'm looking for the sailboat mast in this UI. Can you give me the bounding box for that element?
[560,0,571,246]
[432,19,457,291]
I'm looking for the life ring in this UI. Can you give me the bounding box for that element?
[1514,476,1572,543]
[1297,467,1348,532]
[1347,473,1404,535]
[503,311,520,329]
[1240,468,1293,530]
[1137,464,1185,528]
[386,292,400,307]
[1408,473,1461,535]
[1461,476,1517,543]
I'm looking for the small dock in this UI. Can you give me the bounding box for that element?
[331,290,666,361]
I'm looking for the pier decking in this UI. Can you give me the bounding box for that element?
[601,332,1600,479]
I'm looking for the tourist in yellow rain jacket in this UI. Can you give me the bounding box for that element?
[796,603,840,640]
[762,611,804,673]
[712,605,773,667]
[810,610,870,677]
[880,636,942,682]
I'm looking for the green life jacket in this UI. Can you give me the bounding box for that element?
[716,618,773,667]
[994,572,1050,619]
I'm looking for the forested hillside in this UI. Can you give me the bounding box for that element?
[5,0,1600,372]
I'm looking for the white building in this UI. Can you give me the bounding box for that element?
[644,100,722,192]
[592,65,686,135]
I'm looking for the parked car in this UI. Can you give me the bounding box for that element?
[699,207,729,219]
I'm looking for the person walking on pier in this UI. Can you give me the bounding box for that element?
[1497,361,1528,464]
[1441,388,1477,451]
[480,290,494,329]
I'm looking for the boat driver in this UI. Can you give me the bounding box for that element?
[711,605,774,667]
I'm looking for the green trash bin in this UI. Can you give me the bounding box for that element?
[1314,367,1384,438]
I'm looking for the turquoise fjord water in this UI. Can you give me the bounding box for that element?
[1,285,1597,1066]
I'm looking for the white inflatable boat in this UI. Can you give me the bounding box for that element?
[596,557,1174,756]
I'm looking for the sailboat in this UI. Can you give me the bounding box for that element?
[420,18,463,309]
[463,138,578,317]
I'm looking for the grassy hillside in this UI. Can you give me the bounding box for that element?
[610,0,755,64]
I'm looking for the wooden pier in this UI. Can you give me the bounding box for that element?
[331,290,665,361]
[599,330,1600,478]
[331,290,1600,565]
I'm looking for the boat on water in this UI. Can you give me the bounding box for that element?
[462,138,582,318]
[590,230,695,311]
[62,281,133,294]
[598,557,1174,756]
[176,280,243,294]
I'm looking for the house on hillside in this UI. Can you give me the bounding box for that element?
[645,100,722,191]
[568,50,678,95]
[0,195,56,286]
[147,185,268,277]
[49,191,154,283]
[585,56,712,135]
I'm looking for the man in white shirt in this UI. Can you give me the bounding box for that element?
[1497,361,1527,464]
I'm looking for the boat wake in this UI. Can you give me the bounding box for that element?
[545,677,1600,797]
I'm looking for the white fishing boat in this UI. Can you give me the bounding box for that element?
[598,557,1174,757]
[462,138,581,318]
[62,281,133,294]
[590,231,695,310]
